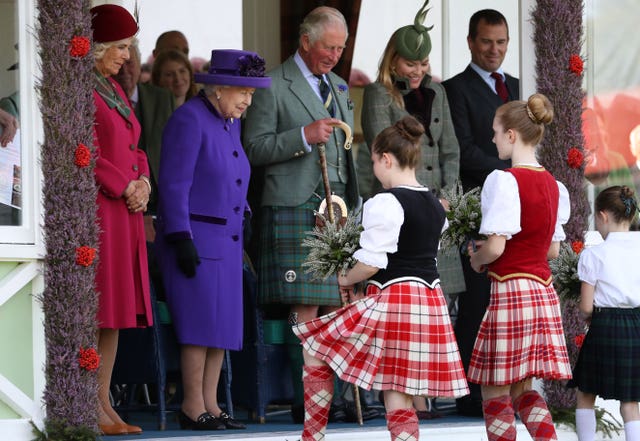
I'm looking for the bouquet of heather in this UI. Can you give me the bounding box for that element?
[440,182,482,253]
[549,241,582,300]
[302,210,363,281]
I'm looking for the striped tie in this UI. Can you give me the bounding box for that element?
[315,74,335,116]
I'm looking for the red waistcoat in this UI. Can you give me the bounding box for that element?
[488,167,559,285]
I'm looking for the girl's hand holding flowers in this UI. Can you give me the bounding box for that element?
[468,239,487,273]
[439,182,483,254]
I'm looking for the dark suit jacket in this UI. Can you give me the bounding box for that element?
[443,65,519,190]
[134,82,175,212]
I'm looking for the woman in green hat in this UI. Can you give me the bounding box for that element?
[360,4,465,416]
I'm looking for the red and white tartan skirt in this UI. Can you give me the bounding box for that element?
[293,277,469,398]
[468,277,572,385]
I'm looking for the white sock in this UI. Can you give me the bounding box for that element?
[624,420,640,441]
[575,408,596,441]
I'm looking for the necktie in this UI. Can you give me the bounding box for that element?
[315,74,335,116]
[491,72,509,103]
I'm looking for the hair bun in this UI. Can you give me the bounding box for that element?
[395,115,425,142]
[621,185,636,201]
[526,93,554,125]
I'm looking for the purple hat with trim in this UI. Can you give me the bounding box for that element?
[194,49,271,88]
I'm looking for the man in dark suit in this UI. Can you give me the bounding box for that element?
[442,9,520,417]
[114,40,175,305]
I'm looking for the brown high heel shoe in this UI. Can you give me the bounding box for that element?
[99,423,128,436]
[123,423,143,434]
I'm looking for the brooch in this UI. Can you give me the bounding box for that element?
[347,98,354,110]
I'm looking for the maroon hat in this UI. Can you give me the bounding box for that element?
[194,49,271,89]
[90,4,138,43]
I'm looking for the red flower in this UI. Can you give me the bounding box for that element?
[74,143,91,167]
[574,334,585,349]
[75,246,96,267]
[69,36,91,58]
[567,147,584,169]
[571,240,584,254]
[569,54,584,76]
[78,347,100,371]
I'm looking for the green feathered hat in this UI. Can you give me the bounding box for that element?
[392,0,433,60]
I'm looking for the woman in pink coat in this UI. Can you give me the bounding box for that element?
[91,4,152,436]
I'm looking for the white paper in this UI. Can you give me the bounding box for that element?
[0,128,22,209]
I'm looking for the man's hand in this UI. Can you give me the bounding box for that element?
[304,118,342,145]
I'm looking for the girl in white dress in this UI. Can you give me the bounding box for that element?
[573,185,640,441]
[467,93,571,441]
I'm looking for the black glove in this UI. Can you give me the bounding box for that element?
[173,238,200,278]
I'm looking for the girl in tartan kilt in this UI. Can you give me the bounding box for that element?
[293,115,469,441]
[573,185,640,441]
[466,93,572,441]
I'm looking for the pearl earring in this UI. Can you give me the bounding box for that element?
[216,94,221,100]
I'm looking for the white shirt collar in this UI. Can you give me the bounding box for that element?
[129,84,139,107]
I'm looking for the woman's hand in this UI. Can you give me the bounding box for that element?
[123,178,151,213]
[0,108,18,147]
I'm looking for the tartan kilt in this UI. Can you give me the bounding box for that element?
[257,201,341,307]
[468,277,571,385]
[293,277,470,398]
[571,307,640,401]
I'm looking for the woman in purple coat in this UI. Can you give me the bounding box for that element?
[156,49,270,431]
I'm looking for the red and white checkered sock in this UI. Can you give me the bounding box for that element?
[513,390,558,440]
[301,365,334,441]
[482,395,517,441]
[386,408,419,441]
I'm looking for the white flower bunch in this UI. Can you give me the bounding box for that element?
[302,210,363,281]
[440,182,482,252]
[549,241,581,300]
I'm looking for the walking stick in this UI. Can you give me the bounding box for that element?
[316,121,363,425]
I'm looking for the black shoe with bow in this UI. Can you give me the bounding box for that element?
[218,411,246,429]
[178,411,226,430]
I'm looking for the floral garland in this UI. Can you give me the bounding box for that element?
[35,0,101,439]
[533,1,621,436]
[533,0,588,419]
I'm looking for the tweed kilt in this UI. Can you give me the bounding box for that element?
[468,277,571,385]
[257,186,347,306]
[571,307,640,401]
[293,277,470,397]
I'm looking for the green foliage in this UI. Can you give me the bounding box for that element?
[302,211,363,281]
[31,419,98,441]
[549,242,581,300]
[550,406,622,439]
[440,182,483,252]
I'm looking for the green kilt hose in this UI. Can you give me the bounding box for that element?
[258,193,345,307]
[571,307,640,402]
